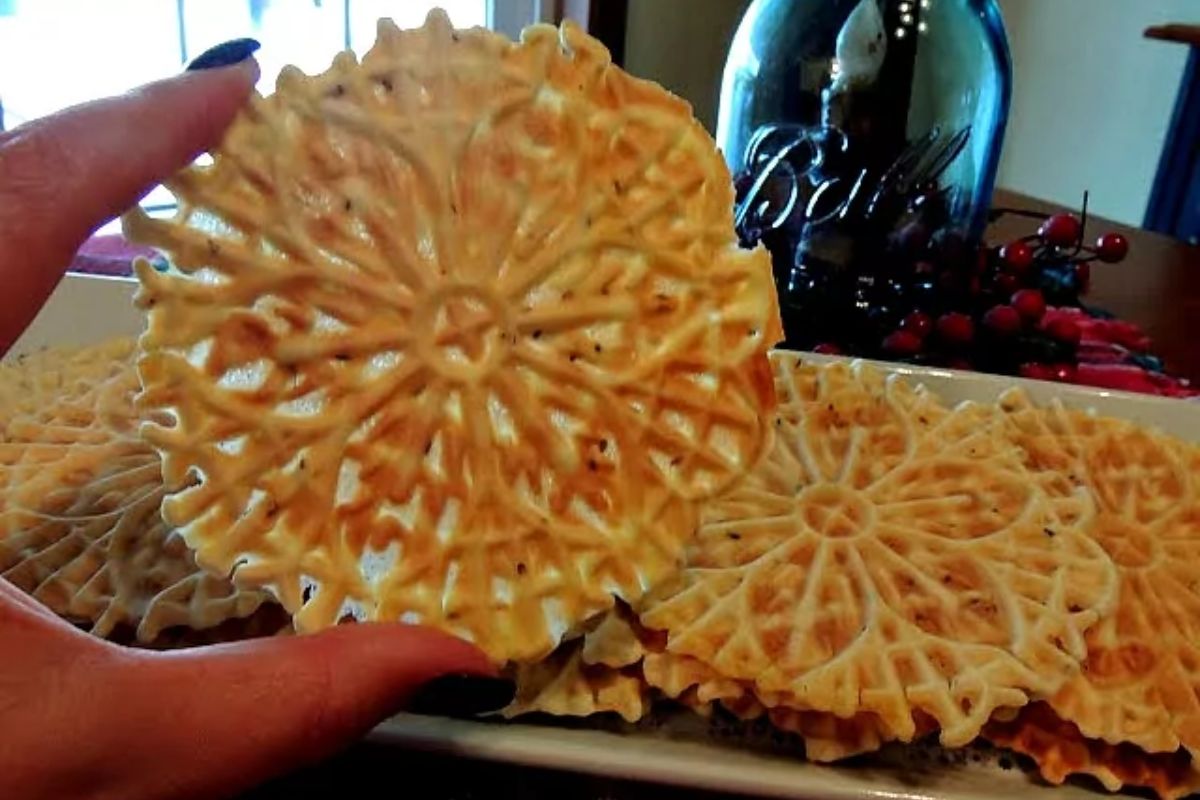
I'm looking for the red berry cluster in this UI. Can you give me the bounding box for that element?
[871,209,1128,377]
[1003,213,1127,294]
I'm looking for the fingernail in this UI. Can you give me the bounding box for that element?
[186,38,261,72]
[406,674,515,718]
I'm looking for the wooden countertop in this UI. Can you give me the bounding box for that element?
[989,189,1200,383]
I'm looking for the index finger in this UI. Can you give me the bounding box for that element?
[0,60,259,354]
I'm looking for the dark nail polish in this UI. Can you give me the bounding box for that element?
[406,674,515,718]
[186,38,261,72]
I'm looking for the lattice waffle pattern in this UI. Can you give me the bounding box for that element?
[0,339,270,643]
[0,339,147,510]
[641,639,908,761]
[121,10,780,663]
[767,707,897,763]
[986,703,1200,800]
[0,339,137,427]
[506,603,912,762]
[997,390,1200,768]
[641,648,756,715]
[638,355,1119,748]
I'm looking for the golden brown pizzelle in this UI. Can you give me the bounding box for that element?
[992,389,1200,794]
[637,354,1118,749]
[642,648,896,762]
[0,338,136,429]
[504,605,648,721]
[10,8,1197,789]
[767,706,903,763]
[1,338,272,643]
[122,9,780,663]
[504,360,1200,769]
[506,604,898,762]
[580,603,650,669]
[986,703,1200,800]
[505,635,649,724]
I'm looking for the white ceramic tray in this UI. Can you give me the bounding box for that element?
[368,354,1198,800]
[372,712,1052,800]
[16,274,1200,799]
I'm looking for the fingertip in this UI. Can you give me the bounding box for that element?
[89,623,500,798]
[166,55,261,99]
[0,60,260,238]
[297,621,500,687]
[293,622,507,716]
[0,58,261,354]
[128,57,260,165]
[144,621,499,723]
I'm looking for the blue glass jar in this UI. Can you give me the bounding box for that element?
[717,0,1012,351]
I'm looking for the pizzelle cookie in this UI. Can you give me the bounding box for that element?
[986,703,1200,800]
[505,610,650,723]
[507,601,902,762]
[580,604,650,669]
[991,389,1200,795]
[0,338,135,427]
[638,355,1118,748]
[122,10,780,663]
[1,338,271,643]
[499,578,907,763]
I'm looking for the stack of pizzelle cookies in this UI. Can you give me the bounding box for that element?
[0,338,280,646]
[981,390,1200,799]
[507,356,1200,799]
[4,9,1200,800]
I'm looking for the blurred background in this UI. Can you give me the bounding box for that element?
[0,0,507,217]
[620,0,1195,231]
[2,1,1197,390]
[0,0,1191,229]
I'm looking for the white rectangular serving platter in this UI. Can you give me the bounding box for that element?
[14,273,1200,800]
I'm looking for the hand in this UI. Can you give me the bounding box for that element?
[0,56,512,799]
[0,47,244,352]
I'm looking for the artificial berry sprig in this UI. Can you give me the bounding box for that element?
[737,164,1156,385]
[871,192,1131,374]
[989,193,1130,298]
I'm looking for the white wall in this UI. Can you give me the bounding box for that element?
[622,0,1195,228]
[623,0,750,133]
[994,0,1194,226]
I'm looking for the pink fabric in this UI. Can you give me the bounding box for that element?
[68,233,160,276]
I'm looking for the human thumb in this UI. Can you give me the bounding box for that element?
[83,623,510,800]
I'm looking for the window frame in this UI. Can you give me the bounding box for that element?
[490,0,555,40]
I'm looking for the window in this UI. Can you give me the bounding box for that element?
[0,1,559,129]
[0,1,549,230]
